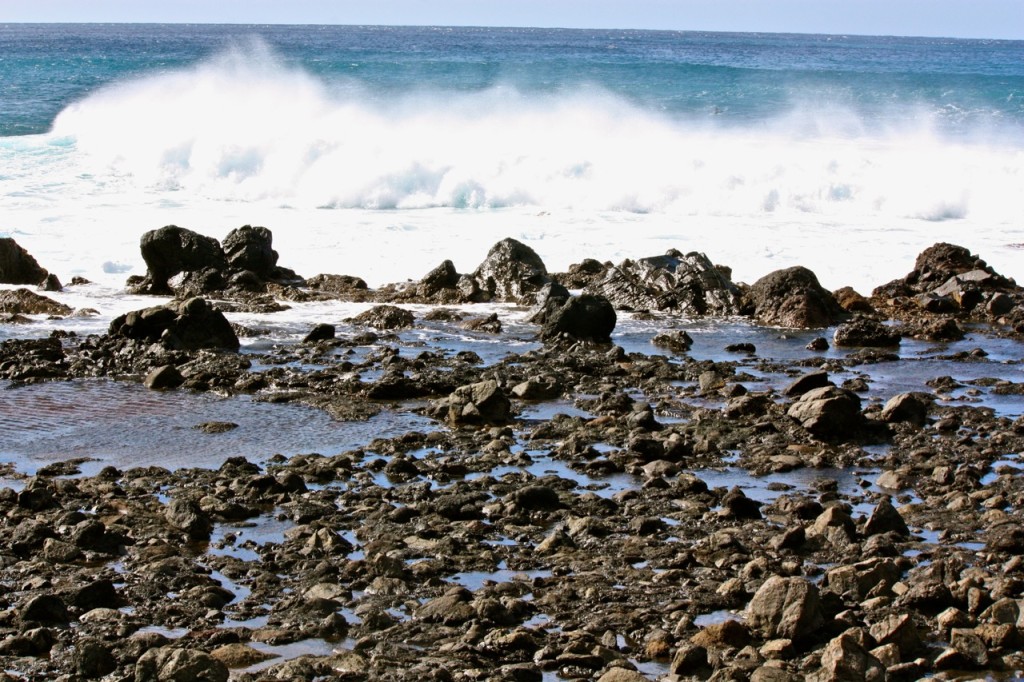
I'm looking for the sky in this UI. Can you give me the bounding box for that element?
[2,0,1023,40]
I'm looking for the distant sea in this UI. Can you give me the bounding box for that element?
[1,24,1022,295]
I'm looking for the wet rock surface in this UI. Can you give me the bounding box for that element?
[1,237,1024,680]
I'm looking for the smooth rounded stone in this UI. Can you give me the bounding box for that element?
[210,643,277,668]
[0,237,49,285]
[0,288,72,315]
[806,336,830,351]
[135,646,229,682]
[880,392,933,426]
[351,304,415,330]
[783,370,832,398]
[586,249,741,315]
[746,576,824,643]
[809,632,885,682]
[832,318,901,347]
[863,498,910,537]
[743,266,845,328]
[138,225,226,294]
[302,323,336,343]
[786,386,864,441]
[539,293,617,344]
[144,365,185,390]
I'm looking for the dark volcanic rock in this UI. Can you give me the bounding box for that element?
[109,297,240,352]
[352,305,415,330]
[787,386,865,441]
[539,294,617,344]
[302,323,336,343]
[586,249,741,315]
[0,238,49,285]
[470,238,550,303]
[833,318,901,347]
[137,225,226,295]
[743,266,846,328]
[0,288,72,316]
[222,225,278,278]
[417,259,461,298]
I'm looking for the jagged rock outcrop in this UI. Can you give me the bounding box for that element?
[585,249,740,315]
[0,238,50,285]
[130,225,301,297]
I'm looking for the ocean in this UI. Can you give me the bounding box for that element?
[2,23,1023,302]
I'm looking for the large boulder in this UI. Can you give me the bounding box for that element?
[787,386,864,441]
[108,297,240,352]
[470,238,550,303]
[221,225,277,277]
[742,266,845,328]
[585,249,740,315]
[0,238,49,285]
[539,293,616,343]
[746,576,825,643]
[138,226,226,295]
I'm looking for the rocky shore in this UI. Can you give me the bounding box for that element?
[1,226,1024,681]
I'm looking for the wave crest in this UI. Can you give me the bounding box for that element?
[46,41,1024,222]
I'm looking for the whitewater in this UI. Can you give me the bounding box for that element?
[1,25,1023,303]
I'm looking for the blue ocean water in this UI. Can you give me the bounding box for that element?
[1,24,1022,291]
[2,24,1022,138]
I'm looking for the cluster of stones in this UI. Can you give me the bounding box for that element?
[2,228,1024,680]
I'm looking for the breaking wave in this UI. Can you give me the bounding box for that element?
[43,41,1024,223]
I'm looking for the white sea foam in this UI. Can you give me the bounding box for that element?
[2,43,1022,306]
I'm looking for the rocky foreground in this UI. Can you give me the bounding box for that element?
[1,228,1024,681]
